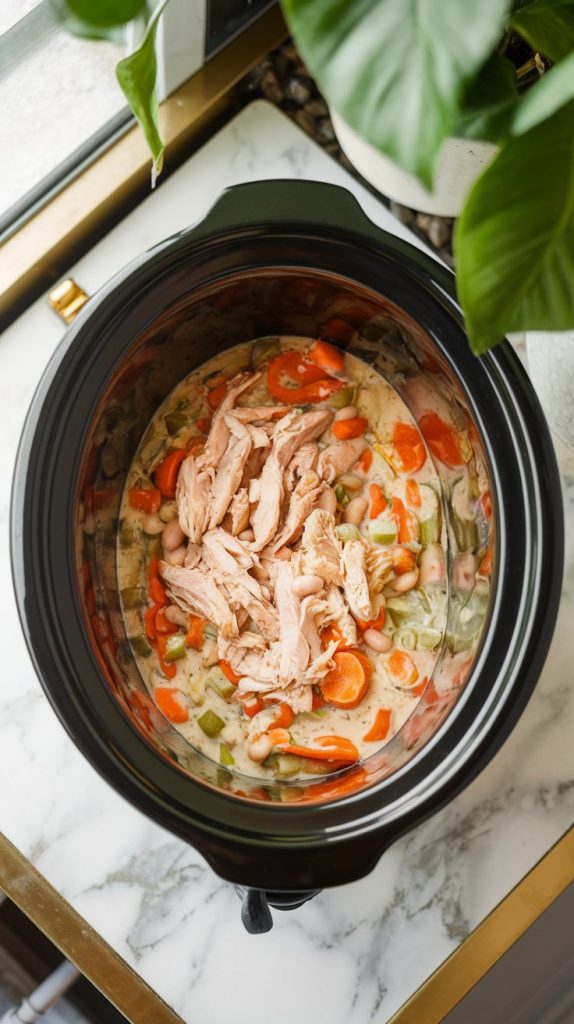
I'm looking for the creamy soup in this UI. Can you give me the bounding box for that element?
[117,336,450,781]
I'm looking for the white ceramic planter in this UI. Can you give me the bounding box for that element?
[526,331,574,448]
[331,110,497,217]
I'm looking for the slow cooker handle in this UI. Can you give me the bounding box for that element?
[188,179,388,245]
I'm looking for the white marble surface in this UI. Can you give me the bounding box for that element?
[1,101,573,1024]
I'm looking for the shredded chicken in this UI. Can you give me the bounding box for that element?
[197,371,261,471]
[341,540,372,621]
[228,487,250,535]
[159,561,238,638]
[271,470,325,552]
[300,509,343,585]
[176,457,212,544]
[317,436,368,483]
[365,543,395,595]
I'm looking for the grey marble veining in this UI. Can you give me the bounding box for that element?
[0,102,572,1024]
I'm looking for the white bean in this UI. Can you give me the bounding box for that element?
[143,514,164,535]
[239,528,255,542]
[164,544,186,566]
[334,405,358,421]
[159,501,177,523]
[247,734,274,762]
[344,495,368,526]
[165,604,189,627]
[162,519,185,551]
[317,487,337,515]
[364,629,393,653]
[292,574,323,598]
[390,568,420,593]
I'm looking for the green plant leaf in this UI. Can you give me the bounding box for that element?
[66,0,147,27]
[116,0,169,182]
[457,53,519,142]
[281,0,513,189]
[510,0,574,62]
[455,101,574,354]
[511,49,574,132]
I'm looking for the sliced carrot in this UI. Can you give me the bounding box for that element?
[271,703,295,729]
[320,651,369,709]
[312,689,326,710]
[478,548,493,576]
[149,577,168,607]
[185,614,205,650]
[392,422,426,474]
[299,766,368,801]
[267,351,344,404]
[155,608,179,635]
[409,676,429,698]
[332,416,368,441]
[308,339,345,374]
[406,478,422,508]
[480,489,493,519]
[243,696,265,718]
[363,708,392,742]
[128,488,161,514]
[320,318,354,344]
[219,659,241,684]
[351,649,374,682]
[393,547,417,575]
[385,649,419,689]
[154,448,188,499]
[277,735,359,763]
[207,381,227,410]
[355,605,385,632]
[369,483,387,519]
[84,486,115,512]
[356,447,373,473]
[320,624,346,650]
[391,497,419,545]
[144,605,158,641]
[196,417,211,435]
[156,636,177,680]
[419,412,465,468]
[155,686,188,723]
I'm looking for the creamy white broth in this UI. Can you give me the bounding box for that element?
[117,336,448,781]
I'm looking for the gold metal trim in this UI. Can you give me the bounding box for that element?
[0,5,287,321]
[390,825,574,1023]
[48,278,90,323]
[0,832,184,1024]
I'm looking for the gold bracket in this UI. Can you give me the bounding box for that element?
[48,278,90,323]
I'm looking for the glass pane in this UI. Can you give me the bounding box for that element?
[0,2,128,228]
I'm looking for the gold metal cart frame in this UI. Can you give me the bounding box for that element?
[1,9,572,1020]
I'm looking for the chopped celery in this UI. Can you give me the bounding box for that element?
[121,587,146,609]
[335,484,350,506]
[418,627,443,650]
[129,634,152,658]
[420,514,440,546]
[206,666,236,699]
[251,337,280,368]
[336,523,361,544]
[275,754,302,778]
[197,708,225,737]
[386,594,419,628]
[452,515,479,553]
[368,517,397,545]
[329,385,355,410]
[396,627,417,651]
[164,633,186,662]
[451,477,479,552]
[219,742,235,766]
[164,409,188,434]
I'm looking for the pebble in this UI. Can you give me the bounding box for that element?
[390,201,416,226]
[416,213,452,249]
[294,109,316,136]
[260,69,284,104]
[304,98,329,119]
[285,76,311,104]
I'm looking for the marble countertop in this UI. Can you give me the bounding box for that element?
[1,101,573,1024]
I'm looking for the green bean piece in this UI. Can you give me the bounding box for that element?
[164,633,186,662]
[197,708,225,737]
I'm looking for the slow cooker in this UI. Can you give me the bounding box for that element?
[11,181,563,932]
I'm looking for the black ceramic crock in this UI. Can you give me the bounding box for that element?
[11,181,563,932]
